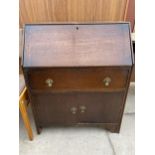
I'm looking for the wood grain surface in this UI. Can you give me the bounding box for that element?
[26,67,129,91]
[23,23,132,67]
[32,91,124,125]
[19,0,127,28]
[23,23,133,133]
[124,0,135,31]
[19,87,33,140]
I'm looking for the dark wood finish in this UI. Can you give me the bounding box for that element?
[23,23,132,67]
[23,23,133,133]
[31,91,124,125]
[32,92,78,125]
[77,92,125,123]
[131,65,135,82]
[27,67,129,91]
[131,40,135,81]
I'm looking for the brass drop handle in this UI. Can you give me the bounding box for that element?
[45,78,53,87]
[80,105,86,113]
[103,77,111,87]
[70,107,77,114]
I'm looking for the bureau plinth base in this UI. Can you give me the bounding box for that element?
[35,123,120,134]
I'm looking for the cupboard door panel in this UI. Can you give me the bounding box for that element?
[32,92,78,125]
[77,92,124,123]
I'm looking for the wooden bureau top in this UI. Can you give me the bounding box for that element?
[23,23,133,67]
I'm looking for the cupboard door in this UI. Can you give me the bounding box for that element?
[77,92,124,123]
[32,92,78,125]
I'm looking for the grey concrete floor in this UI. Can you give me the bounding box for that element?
[19,83,135,155]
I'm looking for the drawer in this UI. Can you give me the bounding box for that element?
[27,67,129,91]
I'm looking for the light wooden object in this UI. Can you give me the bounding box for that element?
[124,0,135,31]
[19,0,127,28]
[19,87,33,140]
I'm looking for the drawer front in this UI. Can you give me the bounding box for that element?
[27,68,129,91]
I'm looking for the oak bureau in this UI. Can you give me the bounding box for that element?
[22,23,134,133]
